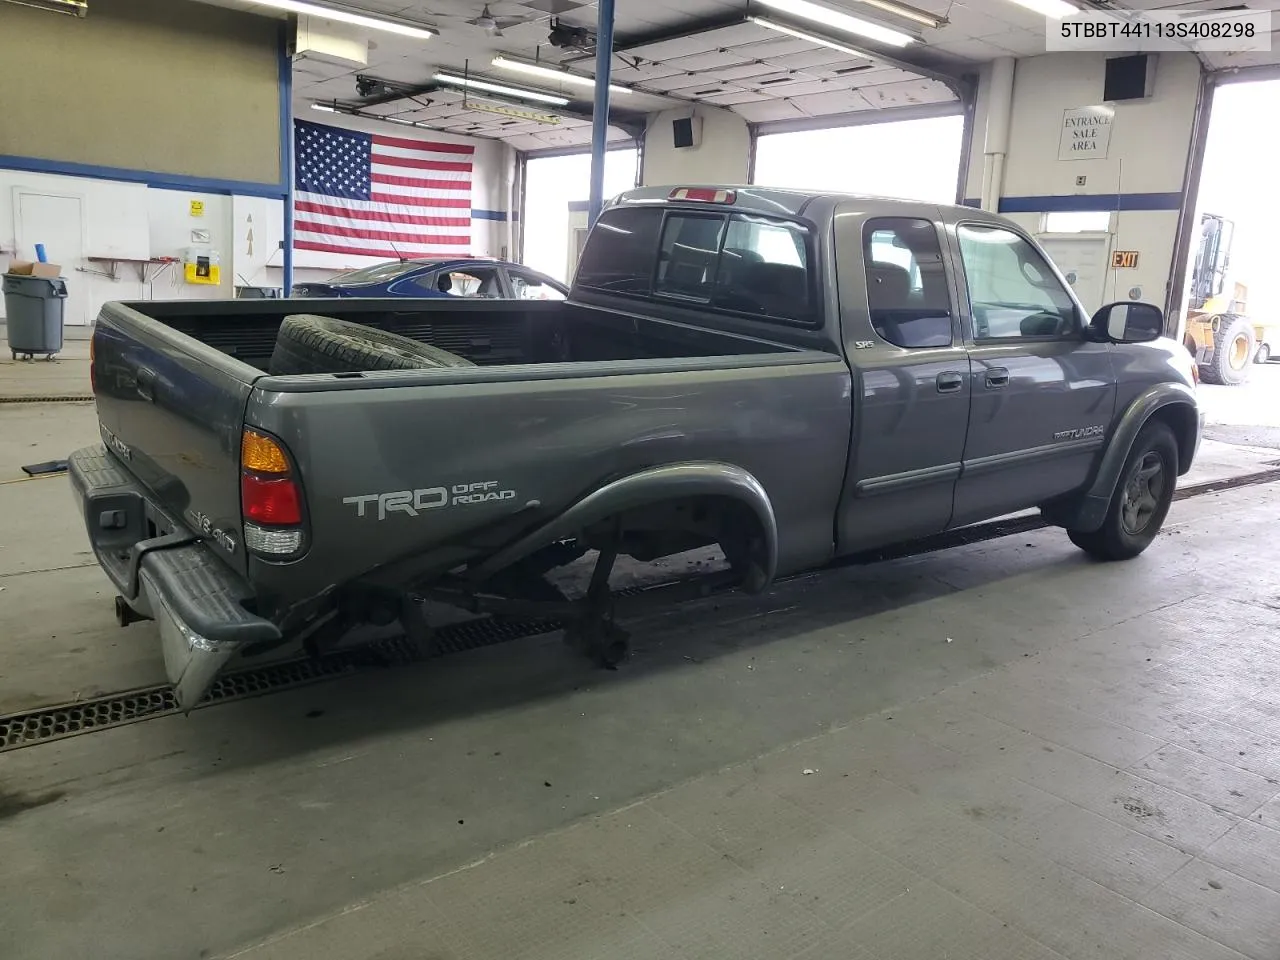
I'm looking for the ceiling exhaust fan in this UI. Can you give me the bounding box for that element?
[465,3,536,36]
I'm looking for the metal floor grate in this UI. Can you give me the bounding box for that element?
[4,464,1280,753]
[0,395,94,404]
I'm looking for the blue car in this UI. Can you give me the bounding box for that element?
[290,258,569,301]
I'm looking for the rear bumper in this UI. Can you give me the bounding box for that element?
[68,445,280,709]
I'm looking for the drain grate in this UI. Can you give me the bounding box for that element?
[0,615,574,751]
[0,395,94,404]
[4,465,1280,752]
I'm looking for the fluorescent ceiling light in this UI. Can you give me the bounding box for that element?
[254,0,436,40]
[491,56,632,95]
[753,0,916,45]
[750,16,882,59]
[851,0,941,29]
[310,103,337,112]
[1004,0,1076,17]
[434,72,570,106]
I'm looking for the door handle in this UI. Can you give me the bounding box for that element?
[936,371,964,394]
[985,367,1011,388]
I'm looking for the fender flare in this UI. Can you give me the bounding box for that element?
[466,462,779,591]
[1070,382,1199,532]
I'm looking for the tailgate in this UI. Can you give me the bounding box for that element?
[92,302,258,578]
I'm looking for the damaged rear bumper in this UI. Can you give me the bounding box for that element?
[68,445,280,710]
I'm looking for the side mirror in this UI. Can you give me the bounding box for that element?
[1091,301,1164,343]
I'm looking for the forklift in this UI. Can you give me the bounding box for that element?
[1184,213,1276,385]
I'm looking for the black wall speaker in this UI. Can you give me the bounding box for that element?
[1104,54,1154,102]
[670,115,701,148]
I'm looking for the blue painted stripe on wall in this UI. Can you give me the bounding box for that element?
[567,200,590,212]
[960,194,1183,213]
[999,193,1183,213]
[0,154,287,198]
[472,209,512,221]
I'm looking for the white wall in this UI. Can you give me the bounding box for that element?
[642,107,751,187]
[966,52,1203,314]
[3,115,509,323]
[1,169,262,325]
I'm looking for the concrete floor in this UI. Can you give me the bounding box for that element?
[3,374,1280,959]
[1197,361,1280,449]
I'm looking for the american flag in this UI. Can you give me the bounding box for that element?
[293,119,473,260]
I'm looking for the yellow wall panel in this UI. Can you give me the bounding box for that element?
[0,0,282,187]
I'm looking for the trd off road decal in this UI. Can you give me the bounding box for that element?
[343,481,517,521]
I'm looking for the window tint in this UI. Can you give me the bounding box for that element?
[863,218,952,349]
[575,206,815,325]
[509,269,566,301]
[412,267,502,298]
[713,215,812,322]
[654,214,724,301]
[957,224,1079,339]
[575,207,662,294]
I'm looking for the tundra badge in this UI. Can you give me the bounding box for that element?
[1053,425,1105,441]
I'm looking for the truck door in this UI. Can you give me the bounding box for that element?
[945,218,1117,527]
[834,209,972,553]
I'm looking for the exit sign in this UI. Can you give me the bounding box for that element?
[1111,250,1139,269]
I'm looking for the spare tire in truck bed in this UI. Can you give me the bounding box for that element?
[268,314,476,375]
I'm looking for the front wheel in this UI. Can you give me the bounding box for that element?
[1200,315,1255,385]
[1067,422,1177,561]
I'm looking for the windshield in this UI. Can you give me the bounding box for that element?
[328,260,436,285]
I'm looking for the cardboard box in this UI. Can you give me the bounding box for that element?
[6,261,62,278]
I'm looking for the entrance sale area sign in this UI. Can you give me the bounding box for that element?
[1059,106,1115,160]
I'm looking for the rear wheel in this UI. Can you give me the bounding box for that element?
[1256,343,1271,364]
[1067,422,1177,561]
[1200,315,1255,385]
[269,313,475,375]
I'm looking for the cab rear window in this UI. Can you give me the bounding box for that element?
[576,206,816,326]
[574,207,662,295]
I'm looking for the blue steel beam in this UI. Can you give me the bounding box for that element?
[587,0,616,227]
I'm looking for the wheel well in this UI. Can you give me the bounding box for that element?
[1147,405,1197,474]
[582,494,774,591]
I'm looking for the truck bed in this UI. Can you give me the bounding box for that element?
[134,298,796,371]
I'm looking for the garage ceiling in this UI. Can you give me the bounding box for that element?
[200,0,1280,147]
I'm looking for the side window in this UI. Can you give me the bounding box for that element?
[509,270,566,301]
[417,267,502,298]
[956,224,1079,339]
[863,218,953,349]
[575,207,662,294]
[654,214,724,301]
[713,215,812,322]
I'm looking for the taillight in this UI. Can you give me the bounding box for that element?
[88,334,96,395]
[668,187,736,204]
[240,428,305,557]
[241,475,301,524]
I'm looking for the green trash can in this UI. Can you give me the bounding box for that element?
[3,273,67,360]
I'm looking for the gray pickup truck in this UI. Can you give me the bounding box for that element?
[71,186,1202,709]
